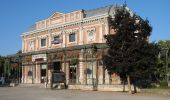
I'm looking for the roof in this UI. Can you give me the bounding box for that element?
[24,4,120,35]
[84,4,116,18]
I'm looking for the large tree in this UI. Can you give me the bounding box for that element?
[103,5,159,93]
[157,40,170,82]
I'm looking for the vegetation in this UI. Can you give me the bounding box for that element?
[103,5,159,94]
[0,56,5,77]
[155,40,170,87]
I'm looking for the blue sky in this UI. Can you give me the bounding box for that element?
[0,0,170,56]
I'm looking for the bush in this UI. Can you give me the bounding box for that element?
[159,81,168,88]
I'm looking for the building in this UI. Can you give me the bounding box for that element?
[21,5,123,91]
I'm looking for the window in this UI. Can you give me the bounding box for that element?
[29,41,34,50]
[52,35,62,44]
[54,36,60,41]
[69,32,76,42]
[41,38,46,47]
[88,30,95,41]
[28,66,33,77]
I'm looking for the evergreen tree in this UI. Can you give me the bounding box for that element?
[103,5,159,93]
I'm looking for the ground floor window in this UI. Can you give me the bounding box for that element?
[28,66,33,79]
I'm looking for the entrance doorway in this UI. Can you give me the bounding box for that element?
[69,65,77,84]
[40,64,47,83]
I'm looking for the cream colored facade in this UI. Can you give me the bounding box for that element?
[22,10,110,53]
[21,5,122,90]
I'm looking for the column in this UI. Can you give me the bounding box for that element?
[66,63,69,84]
[36,33,39,51]
[105,18,109,35]
[99,24,103,43]
[105,69,110,84]
[79,26,84,45]
[92,61,97,86]
[79,49,84,84]
[48,30,52,48]
[62,31,66,48]
[98,61,104,84]
[33,64,36,83]
[35,63,38,83]
[22,66,24,83]
[25,66,28,83]
[36,64,41,83]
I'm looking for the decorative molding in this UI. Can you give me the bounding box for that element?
[22,13,109,37]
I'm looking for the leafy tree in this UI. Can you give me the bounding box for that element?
[0,56,5,77]
[157,40,170,82]
[103,5,159,93]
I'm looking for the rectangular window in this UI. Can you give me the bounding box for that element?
[54,36,60,41]
[69,33,76,42]
[41,38,46,47]
[51,36,62,44]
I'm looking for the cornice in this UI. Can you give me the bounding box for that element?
[21,13,109,37]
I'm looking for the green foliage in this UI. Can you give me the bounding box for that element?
[0,56,6,76]
[158,40,170,48]
[159,81,168,88]
[157,40,170,81]
[103,5,159,87]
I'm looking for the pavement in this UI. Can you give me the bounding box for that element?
[0,87,169,100]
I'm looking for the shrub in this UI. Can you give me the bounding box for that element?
[159,81,168,88]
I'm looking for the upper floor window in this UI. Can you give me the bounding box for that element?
[28,41,34,51]
[41,38,47,47]
[54,36,60,41]
[88,30,95,41]
[69,32,76,42]
[51,35,62,44]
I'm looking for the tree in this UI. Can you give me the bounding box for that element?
[103,5,159,94]
[157,40,170,82]
[0,56,5,77]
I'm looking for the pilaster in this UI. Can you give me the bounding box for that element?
[79,26,84,45]
[79,49,84,84]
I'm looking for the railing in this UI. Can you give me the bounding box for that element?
[67,78,121,85]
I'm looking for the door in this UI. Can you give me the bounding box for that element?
[41,64,46,83]
[69,65,77,84]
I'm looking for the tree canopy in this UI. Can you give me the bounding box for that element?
[157,40,170,81]
[103,5,159,92]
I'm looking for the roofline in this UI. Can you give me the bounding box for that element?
[21,13,109,37]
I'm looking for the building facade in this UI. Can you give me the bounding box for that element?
[21,5,122,90]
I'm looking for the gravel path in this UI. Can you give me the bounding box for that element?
[0,87,169,100]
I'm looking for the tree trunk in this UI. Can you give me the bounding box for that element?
[133,80,137,93]
[123,80,125,92]
[127,75,132,94]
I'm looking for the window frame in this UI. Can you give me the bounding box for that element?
[87,29,95,41]
[69,32,76,43]
[40,38,47,47]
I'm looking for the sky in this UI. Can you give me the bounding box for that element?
[0,0,170,56]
